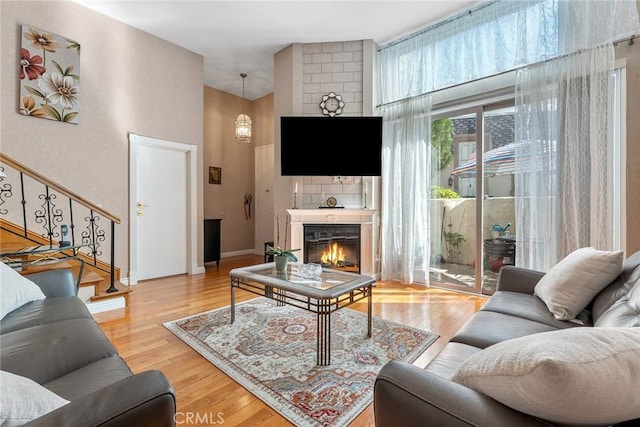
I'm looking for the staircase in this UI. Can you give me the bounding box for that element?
[0,153,130,313]
[18,256,131,308]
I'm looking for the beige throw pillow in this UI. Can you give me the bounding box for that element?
[0,370,69,426]
[534,247,623,320]
[451,327,640,425]
[0,261,46,321]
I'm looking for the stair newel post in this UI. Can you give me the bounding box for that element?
[106,220,118,293]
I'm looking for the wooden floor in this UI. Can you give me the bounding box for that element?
[94,255,487,426]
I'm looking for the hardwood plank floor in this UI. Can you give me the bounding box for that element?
[94,255,487,426]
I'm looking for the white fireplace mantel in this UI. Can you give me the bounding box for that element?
[287,209,378,277]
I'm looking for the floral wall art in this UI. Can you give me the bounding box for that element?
[19,25,80,124]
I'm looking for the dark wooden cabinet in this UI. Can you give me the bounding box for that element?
[204,219,221,268]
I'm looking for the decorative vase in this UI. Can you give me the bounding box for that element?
[274,255,288,273]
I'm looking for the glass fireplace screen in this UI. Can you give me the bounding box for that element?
[304,224,361,273]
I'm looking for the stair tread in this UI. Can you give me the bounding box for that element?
[22,263,105,286]
[21,260,75,273]
[91,282,131,301]
[80,271,104,286]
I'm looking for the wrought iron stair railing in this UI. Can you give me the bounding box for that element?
[0,153,121,292]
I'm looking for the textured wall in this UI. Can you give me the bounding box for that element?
[0,1,204,275]
[203,87,274,255]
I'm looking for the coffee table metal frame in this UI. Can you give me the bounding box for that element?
[1,243,88,290]
[229,262,375,366]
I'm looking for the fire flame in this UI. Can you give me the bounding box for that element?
[321,243,345,265]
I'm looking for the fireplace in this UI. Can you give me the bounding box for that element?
[288,209,378,277]
[304,224,360,273]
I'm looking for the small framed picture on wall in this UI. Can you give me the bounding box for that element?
[209,166,222,184]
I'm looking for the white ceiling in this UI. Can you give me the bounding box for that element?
[75,0,483,100]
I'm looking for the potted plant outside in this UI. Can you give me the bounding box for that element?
[443,221,466,264]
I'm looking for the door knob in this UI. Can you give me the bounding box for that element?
[136,201,148,217]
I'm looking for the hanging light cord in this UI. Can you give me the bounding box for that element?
[241,73,247,113]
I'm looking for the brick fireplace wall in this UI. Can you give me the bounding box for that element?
[273,40,379,273]
[296,41,368,210]
[302,41,364,116]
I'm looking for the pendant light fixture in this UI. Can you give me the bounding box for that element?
[235,73,252,143]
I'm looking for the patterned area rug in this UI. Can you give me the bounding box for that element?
[164,298,438,426]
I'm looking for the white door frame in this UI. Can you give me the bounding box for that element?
[128,133,202,284]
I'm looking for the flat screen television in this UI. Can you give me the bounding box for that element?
[280,116,383,176]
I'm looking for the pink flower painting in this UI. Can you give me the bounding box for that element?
[19,25,80,124]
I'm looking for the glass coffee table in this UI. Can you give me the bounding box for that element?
[229,263,375,366]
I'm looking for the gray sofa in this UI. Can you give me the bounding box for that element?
[374,251,640,426]
[1,268,176,426]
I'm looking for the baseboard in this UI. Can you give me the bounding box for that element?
[221,249,255,258]
[86,297,125,314]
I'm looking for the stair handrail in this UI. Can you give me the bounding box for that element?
[1,152,121,293]
[0,153,120,225]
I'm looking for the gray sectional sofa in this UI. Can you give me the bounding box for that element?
[374,250,640,426]
[0,268,176,426]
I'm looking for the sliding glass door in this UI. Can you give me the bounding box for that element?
[429,102,516,295]
[480,104,516,295]
[429,108,480,293]
[426,62,625,295]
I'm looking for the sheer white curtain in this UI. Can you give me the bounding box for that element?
[379,95,431,283]
[378,0,639,275]
[514,44,615,271]
[513,0,639,271]
[379,0,559,104]
[558,0,640,53]
[379,0,639,105]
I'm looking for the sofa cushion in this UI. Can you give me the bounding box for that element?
[451,327,640,425]
[0,296,92,335]
[44,355,133,400]
[533,247,623,321]
[595,299,640,327]
[450,310,567,349]
[479,291,592,327]
[0,370,69,426]
[1,318,118,384]
[0,262,46,321]
[423,342,483,380]
[595,279,640,327]
[592,251,640,321]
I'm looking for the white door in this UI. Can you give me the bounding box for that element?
[132,138,188,281]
